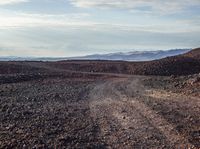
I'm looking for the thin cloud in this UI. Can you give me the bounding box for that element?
[0,11,199,33]
[0,0,199,57]
[0,0,28,5]
[69,0,200,14]
[0,12,93,28]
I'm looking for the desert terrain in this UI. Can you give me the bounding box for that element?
[0,48,200,148]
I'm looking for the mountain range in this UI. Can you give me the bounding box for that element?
[0,49,190,61]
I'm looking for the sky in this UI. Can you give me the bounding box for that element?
[0,0,199,57]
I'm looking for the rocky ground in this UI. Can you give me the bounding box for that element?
[0,77,98,148]
[144,73,200,97]
[0,72,199,148]
[0,59,200,148]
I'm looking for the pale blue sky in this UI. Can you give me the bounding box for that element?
[0,0,199,57]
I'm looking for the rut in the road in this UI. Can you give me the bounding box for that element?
[89,77,194,148]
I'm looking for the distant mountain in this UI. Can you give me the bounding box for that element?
[0,49,190,61]
[69,49,190,61]
[50,47,200,76]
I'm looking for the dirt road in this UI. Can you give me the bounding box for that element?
[0,72,199,148]
[89,76,200,148]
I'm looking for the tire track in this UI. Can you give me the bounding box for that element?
[89,77,194,148]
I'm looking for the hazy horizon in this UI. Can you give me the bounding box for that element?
[0,48,191,58]
[0,0,199,57]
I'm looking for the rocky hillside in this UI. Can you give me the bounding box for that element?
[182,48,200,59]
[135,54,200,76]
[48,48,200,76]
[69,49,190,61]
[139,47,200,76]
[0,48,199,76]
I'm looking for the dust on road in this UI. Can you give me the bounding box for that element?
[89,76,199,148]
[0,75,199,148]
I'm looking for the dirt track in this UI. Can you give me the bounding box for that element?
[89,76,199,148]
[0,69,199,148]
